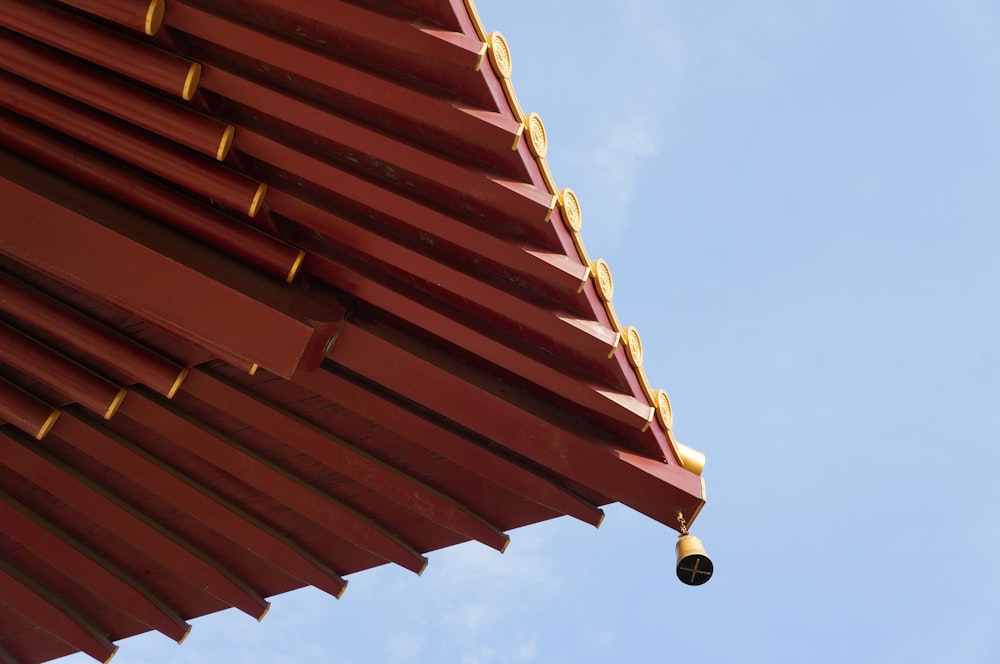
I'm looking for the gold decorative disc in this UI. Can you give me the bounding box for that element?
[526,112,547,158]
[488,32,512,78]
[593,259,614,301]
[655,389,673,429]
[623,326,642,367]
[560,188,582,231]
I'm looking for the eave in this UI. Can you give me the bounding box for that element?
[0,0,707,661]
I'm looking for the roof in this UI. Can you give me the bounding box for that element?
[0,0,707,661]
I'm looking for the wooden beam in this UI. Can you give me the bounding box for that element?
[292,366,606,527]
[0,321,126,420]
[0,427,269,619]
[167,1,523,174]
[175,370,509,552]
[0,270,187,399]
[0,150,344,378]
[0,0,199,99]
[0,71,264,217]
[119,387,429,574]
[0,557,117,664]
[267,184,589,310]
[325,319,705,530]
[0,31,232,160]
[0,376,60,439]
[55,0,164,35]
[265,189,618,367]
[0,111,303,283]
[287,229,653,416]
[0,643,18,664]
[54,410,348,599]
[0,488,190,643]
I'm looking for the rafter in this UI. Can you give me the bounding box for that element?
[55,409,348,599]
[134,370,509,551]
[0,488,190,643]
[291,366,606,527]
[0,151,343,378]
[0,71,264,217]
[0,376,60,440]
[264,189,618,367]
[324,318,705,529]
[167,1,523,174]
[0,321,126,420]
[55,0,164,36]
[117,387,429,574]
[0,270,187,399]
[0,556,117,664]
[0,31,232,161]
[0,426,269,619]
[0,0,199,99]
[0,111,303,284]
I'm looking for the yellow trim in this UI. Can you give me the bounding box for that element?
[177,624,193,645]
[687,477,707,526]
[499,535,511,553]
[104,388,127,420]
[676,442,706,476]
[182,62,201,101]
[463,0,489,42]
[286,250,306,283]
[103,645,120,664]
[595,509,606,528]
[257,601,271,622]
[36,409,61,440]
[167,368,189,399]
[542,193,557,222]
[145,0,165,35]
[640,406,654,433]
[248,183,268,217]
[511,122,524,151]
[474,42,487,71]
[248,363,259,376]
[216,125,235,162]
[473,0,707,491]
[606,330,621,359]
[576,265,592,294]
[334,580,348,599]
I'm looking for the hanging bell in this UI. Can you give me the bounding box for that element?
[675,533,713,586]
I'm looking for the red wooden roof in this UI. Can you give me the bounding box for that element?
[0,0,708,661]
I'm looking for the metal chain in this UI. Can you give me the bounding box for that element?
[676,512,689,536]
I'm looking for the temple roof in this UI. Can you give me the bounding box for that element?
[0,0,706,661]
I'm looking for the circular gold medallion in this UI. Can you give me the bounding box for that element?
[623,326,643,367]
[655,389,673,429]
[526,113,547,158]
[488,32,512,78]
[593,259,614,301]
[560,188,582,231]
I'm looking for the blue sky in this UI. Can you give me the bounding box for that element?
[57,2,1000,662]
